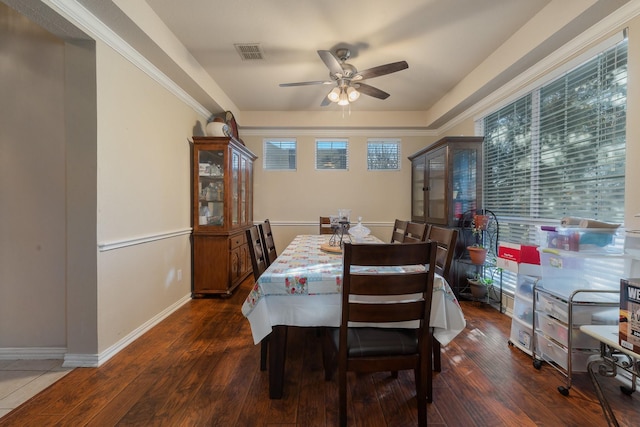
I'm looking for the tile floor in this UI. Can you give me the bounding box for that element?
[0,359,73,418]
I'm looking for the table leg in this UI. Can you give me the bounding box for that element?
[269,325,288,399]
[587,345,620,427]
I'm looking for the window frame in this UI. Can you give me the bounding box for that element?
[477,38,627,295]
[315,138,349,171]
[263,138,297,171]
[366,139,401,171]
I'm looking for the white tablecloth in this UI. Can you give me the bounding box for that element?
[241,235,466,346]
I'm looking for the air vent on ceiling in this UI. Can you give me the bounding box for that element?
[234,43,264,60]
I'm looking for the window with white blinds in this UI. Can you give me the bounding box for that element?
[367,139,401,170]
[479,38,627,294]
[316,139,348,170]
[264,139,297,170]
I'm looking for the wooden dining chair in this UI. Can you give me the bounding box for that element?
[390,219,408,243]
[259,218,278,265]
[425,225,458,372]
[403,221,428,243]
[323,241,437,427]
[246,225,271,371]
[319,216,333,234]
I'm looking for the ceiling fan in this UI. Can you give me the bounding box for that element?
[279,48,408,106]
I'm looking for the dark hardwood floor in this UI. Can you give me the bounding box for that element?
[1,276,637,426]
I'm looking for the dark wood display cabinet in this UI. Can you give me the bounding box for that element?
[408,136,484,226]
[191,136,257,297]
[409,136,486,297]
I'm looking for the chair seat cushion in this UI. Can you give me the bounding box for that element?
[328,327,418,357]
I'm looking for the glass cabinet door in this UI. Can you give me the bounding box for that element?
[231,151,239,226]
[451,148,478,224]
[426,147,446,223]
[240,156,247,224]
[411,156,426,220]
[197,149,225,227]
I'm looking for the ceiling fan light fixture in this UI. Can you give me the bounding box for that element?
[327,87,341,102]
[338,90,349,106]
[347,86,360,102]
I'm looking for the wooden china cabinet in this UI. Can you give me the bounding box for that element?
[408,136,484,227]
[409,136,486,297]
[191,136,257,297]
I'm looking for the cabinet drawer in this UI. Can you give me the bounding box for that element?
[536,290,619,325]
[535,334,596,372]
[535,311,615,349]
[514,296,533,325]
[510,317,533,351]
[229,232,247,250]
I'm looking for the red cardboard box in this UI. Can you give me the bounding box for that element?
[498,242,540,265]
[620,278,640,354]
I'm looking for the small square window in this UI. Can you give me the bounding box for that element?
[316,139,348,170]
[367,139,400,170]
[264,139,297,171]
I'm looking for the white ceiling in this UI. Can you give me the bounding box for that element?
[8,0,631,126]
[142,0,552,112]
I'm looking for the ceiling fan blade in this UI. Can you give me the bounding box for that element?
[320,95,332,107]
[279,80,333,87]
[353,61,408,81]
[317,50,344,76]
[354,83,390,100]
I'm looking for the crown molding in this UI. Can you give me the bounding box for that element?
[445,0,640,132]
[240,127,437,138]
[43,0,210,118]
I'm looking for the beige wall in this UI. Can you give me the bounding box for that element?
[0,3,200,363]
[0,4,67,349]
[242,133,438,250]
[94,41,198,355]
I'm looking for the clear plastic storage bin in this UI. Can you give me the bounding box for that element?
[538,227,622,253]
[535,334,598,372]
[510,317,533,351]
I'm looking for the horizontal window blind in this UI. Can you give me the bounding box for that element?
[264,139,297,170]
[480,39,627,295]
[367,139,400,170]
[316,139,348,170]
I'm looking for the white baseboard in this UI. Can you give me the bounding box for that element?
[0,347,66,360]
[0,293,192,367]
[64,293,192,368]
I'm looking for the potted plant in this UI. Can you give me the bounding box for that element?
[467,267,501,299]
[467,273,491,299]
[467,244,488,264]
[467,213,489,264]
[473,214,490,231]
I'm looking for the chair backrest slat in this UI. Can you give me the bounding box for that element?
[348,301,425,323]
[390,219,408,243]
[246,225,268,280]
[259,219,278,265]
[403,222,428,243]
[341,242,437,329]
[426,225,458,280]
[319,216,333,234]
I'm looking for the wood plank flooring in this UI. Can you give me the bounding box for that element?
[1,276,637,426]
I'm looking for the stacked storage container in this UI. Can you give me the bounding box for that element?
[533,226,624,395]
[499,243,541,356]
[510,274,538,355]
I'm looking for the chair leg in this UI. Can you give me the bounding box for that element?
[322,331,336,381]
[339,366,348,427]
[260,337,269,371]
[415,365,428,427]
[432,332,441,372]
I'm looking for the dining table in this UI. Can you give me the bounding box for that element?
[241,234,467,398]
